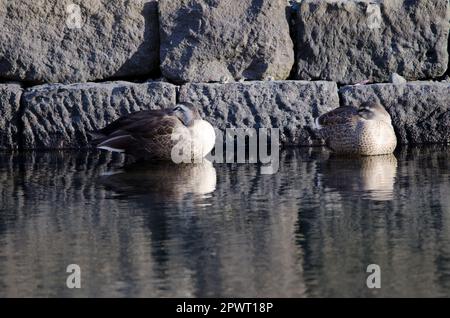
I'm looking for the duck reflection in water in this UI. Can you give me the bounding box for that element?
[318,154,398,201]
[99,159,217,200]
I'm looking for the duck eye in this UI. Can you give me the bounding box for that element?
[173,106,182,112]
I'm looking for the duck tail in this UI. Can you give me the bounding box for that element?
[96,135,135,154]
[87,131,106,146]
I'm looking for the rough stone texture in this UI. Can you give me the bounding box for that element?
[0,0,159,83]
[159,0,294,84]
[179,81,339,146]
[21,81,177,149]
[0,83,22,150]
[340,81,450,144]
[293,0,450,84]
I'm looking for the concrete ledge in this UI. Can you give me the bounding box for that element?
[2,80,449,150]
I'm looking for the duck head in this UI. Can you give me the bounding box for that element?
[358,101,392,124]
[171,103,202,127]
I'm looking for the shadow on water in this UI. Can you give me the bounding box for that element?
[0,145,449,297]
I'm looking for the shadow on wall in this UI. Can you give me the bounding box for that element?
[446,4,450,78]
[287,1,299,80]
[446,30,450,78]
[114,0,161,80]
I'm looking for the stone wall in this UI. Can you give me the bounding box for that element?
[0,0,160,83]
[0,0,449,149]
[292,0,449,84]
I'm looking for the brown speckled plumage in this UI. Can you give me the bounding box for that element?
[315,102,397,156]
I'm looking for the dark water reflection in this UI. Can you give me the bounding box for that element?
[0,146,449,297]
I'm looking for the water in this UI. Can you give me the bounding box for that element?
[0,146,449,297]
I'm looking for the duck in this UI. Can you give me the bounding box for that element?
[90,103,216,163]
[314,102,397,156]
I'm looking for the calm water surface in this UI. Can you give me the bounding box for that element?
[0,146,449,297]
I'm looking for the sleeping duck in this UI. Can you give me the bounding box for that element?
[314,102,397,156]
[91,103,216,163]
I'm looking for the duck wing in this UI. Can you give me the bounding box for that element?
[94,109,169,137]
[91,110,183,156]
[316,106,358,128]
[314,106,360,146]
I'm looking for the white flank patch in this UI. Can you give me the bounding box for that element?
[97,135,131,153]
[97,146,125,153]
[100,169,124,176]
